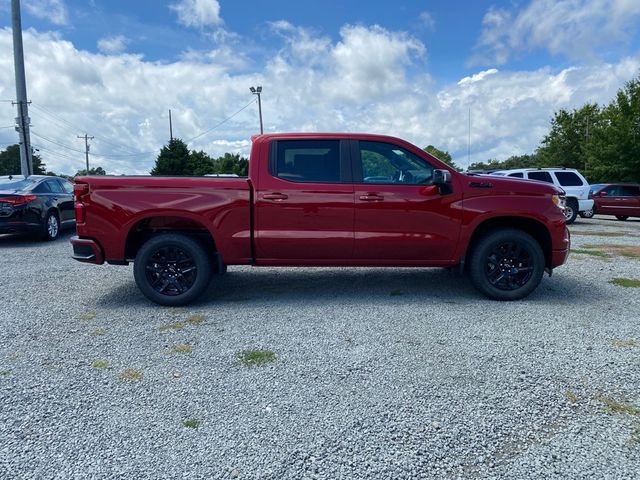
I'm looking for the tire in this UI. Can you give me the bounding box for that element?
[616,215,629,221]
[564,198,579,224]
[133,233,212,306]
[469,228,545,301]
[41,211,60,241]
[579,208,594,219]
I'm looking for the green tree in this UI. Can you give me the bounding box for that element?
[186,150,215,176]
[468,154,540,172]
[0,144,47,175]
[75,166,107,176]
[535,103,601,171]
[151,139,191,176]
[584,78,640,182]
[212,153,248,176]
[423,145,460,171]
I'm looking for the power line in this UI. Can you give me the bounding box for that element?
[31,130,88,154]
[185,99,256,143]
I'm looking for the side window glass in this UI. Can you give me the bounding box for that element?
[527,171,554,183]
[33,182,51,193]
[604,186,620,196]
[620,186,639,196]
[274,140,341,183]
[555,171,584,186]
[359,141,433,184]
[47,180,64,193]
[508,172,523,178]
[60,180,74,194]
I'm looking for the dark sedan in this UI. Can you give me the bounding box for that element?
[0,175,75,240]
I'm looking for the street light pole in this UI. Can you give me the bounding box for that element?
[250,86,263,134]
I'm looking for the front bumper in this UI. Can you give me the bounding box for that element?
[70,236,104,264]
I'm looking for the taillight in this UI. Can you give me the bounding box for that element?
[0,194,37,205]
[74,182,89,224]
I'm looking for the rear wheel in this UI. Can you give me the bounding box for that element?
[579,208,594,218]
[469,229,545,301]
[616,215,629,221]
[564,199,578,224]
[42,211,60,241]
[133,233,212,306]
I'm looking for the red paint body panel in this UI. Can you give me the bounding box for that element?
[71,132,569,272]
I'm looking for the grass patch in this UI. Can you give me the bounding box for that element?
[565,389,578,403]
[596,394,640,416]
[571,248,608,257]
[169,343,193,354]
[89,328,107,336]
[237,349,276,367]
[78,310,97,321]
[92,359,108,369]
[119,369,143,381]
[159,321,185,331]
[186,314,205,325]
[182,418,200,428]
[583,244,640,258]
[0,369,10,376]
[609,338,638,347]
[390,289,404,296]
[610,277,640,288]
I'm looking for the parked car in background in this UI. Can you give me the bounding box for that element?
[590,183,640,220]
[490,168,593,224]
[0,175,75,240]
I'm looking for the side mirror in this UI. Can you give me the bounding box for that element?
[598,191,608,197]
[433,169,452,185]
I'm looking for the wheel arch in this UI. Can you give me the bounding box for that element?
[124,215,217,262]
[466,216,553,269]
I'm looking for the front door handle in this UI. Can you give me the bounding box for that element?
[359,194,384,201]
[263,193,288,200]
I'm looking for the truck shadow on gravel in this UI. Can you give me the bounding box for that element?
[97,267,605,308]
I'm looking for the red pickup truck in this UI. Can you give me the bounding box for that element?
[71,133,570,305]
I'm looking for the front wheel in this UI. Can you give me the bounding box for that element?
[564,199,578,224]
[469,229,545,301]
[133,233,212,306]
[616,215,629,221]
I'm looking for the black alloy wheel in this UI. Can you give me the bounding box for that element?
[134,233,212,306]
[469,228,545,301]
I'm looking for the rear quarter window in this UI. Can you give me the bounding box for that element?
[273,140,342,183]
[554,171,584,186]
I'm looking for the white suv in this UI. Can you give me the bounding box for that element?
[490,168,593,224]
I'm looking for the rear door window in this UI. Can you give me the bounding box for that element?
[554,171,584,186]
[527,171,554,183]
[619,185,640,196]
[33,182,52,193]
[508,172,523,178]
[272,140,344,183]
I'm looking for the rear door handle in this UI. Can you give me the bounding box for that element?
[263,193,288,200]
[359,194,384,201]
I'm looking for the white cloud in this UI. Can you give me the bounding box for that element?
[471,0,640,65]
[418,11,435,31]
[97,35,128,55]
[23,0,68,26]
[0,26,638,175]
[170,0,221,29]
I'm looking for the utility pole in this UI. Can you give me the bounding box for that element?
[11,0,33,177]
[169,109,173,141]
[77,134,94,173]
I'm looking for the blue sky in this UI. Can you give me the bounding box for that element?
[1,0,640,174]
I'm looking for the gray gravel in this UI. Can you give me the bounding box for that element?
[1,216,639,479]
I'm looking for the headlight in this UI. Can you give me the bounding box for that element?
[552,194,566,209]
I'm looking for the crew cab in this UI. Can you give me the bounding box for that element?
[71,133,570,305]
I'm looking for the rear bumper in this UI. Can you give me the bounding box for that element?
[578,199,594,211]
[70,236,104,264]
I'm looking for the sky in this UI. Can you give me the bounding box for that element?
[1,0,639,175]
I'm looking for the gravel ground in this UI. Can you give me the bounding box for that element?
[0,216,639,479]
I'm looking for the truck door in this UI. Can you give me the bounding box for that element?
[352,140,462,261]
[254,139,354,261]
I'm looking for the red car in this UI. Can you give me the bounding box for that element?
[590,183,640,220]
[70,133,570,305]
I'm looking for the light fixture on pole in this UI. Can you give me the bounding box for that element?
[249,86,263,134]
